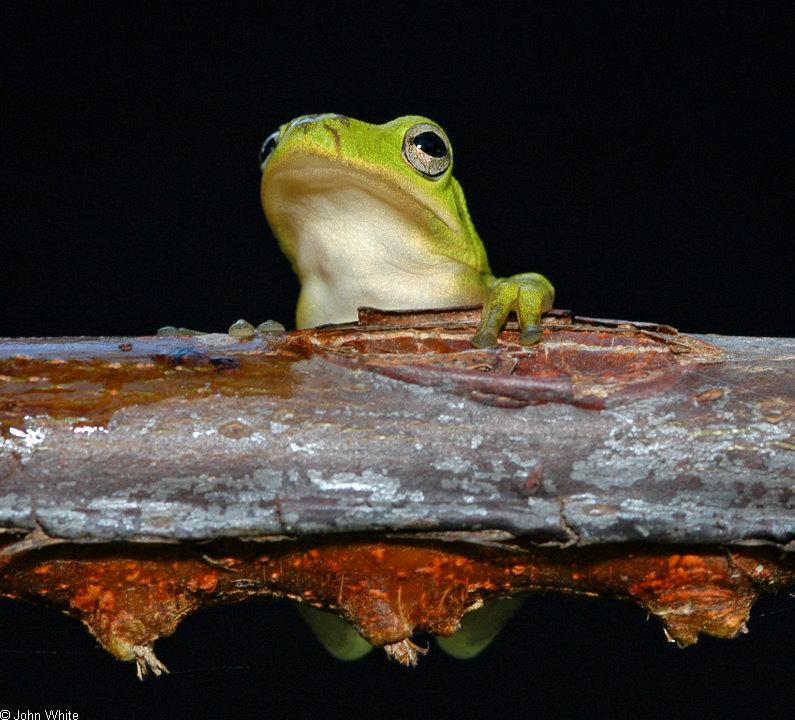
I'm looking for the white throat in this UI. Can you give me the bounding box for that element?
[282,185,483,327]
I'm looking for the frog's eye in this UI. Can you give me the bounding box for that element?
[259,130,280,169]
[402,123,451,179]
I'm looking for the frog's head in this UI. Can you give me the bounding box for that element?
[259,114,484,272]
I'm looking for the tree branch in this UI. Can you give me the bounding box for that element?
[1,307,792,673]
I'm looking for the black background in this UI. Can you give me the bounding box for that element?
[1,2,792,718]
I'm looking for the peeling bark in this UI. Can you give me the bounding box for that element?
[0,307,793,674]
[0,536,792,672]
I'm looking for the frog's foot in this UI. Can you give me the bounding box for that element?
[229,319,286,337]
[156,326,206,336]
[435,597,524,659]
[383,638,429,667]
[228,319,257,338]
[157,319,285,339]
[131,643,170,681]
[471,272,554,348]
[255,319,286,334]
[296,605,375,661]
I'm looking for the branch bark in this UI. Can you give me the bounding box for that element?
[1,308,793,673]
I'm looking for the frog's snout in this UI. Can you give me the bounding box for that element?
[289,113,347,130]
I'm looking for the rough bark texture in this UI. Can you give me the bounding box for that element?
[0,308,793,674]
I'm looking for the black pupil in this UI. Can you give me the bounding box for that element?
[259,135,278,165]
[413,131,447,158]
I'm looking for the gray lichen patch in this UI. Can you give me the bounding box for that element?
[0,337,792,548]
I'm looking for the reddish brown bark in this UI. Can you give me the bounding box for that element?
[0,536,792,675]
[1,308,792,674]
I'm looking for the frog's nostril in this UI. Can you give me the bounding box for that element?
[259,131,280,167]
[291,113,345,130]
[292,115,322,128]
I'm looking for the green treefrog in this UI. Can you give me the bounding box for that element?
[259,114,554,347]
[259,114,545,661]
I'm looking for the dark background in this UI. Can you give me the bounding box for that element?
[1,2,792,718]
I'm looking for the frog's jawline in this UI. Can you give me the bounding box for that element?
[264,158,463,234]
[263,161,487,327]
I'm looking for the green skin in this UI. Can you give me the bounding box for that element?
[261,114,542,659]
[260,114,554,347]
[157,115,541,656]
[296,596,524,662]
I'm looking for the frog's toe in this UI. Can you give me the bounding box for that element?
[519,325,543,346]
[472,273,554,348]
[228,319,257,338]
[471,328,500,348]
[255,319,286,334]
[515,276,554,346]
[156,326,206,336]
[471,281,517,348]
